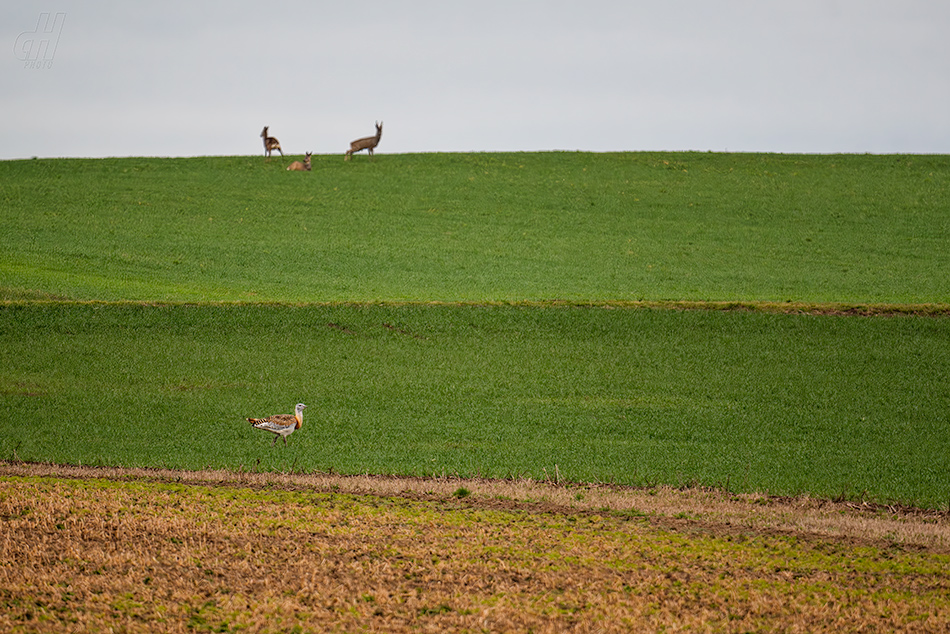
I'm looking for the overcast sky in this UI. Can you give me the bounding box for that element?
[3,1,949,159]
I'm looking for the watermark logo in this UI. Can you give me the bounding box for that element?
[14,12,66,69]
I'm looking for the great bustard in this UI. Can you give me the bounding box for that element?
[247,403,306,446]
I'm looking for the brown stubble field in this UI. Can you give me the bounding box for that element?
[2,463,950,633]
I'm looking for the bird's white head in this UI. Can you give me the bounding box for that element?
[294,403,307,428]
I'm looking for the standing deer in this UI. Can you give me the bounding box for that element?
[344,121,383,161]
[261,126,283,158]
[287,152,312,171]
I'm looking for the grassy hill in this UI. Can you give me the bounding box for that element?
[2,152,947,304]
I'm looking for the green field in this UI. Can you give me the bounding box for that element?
[1,153,948,507]
[2,152,947,303]
[2,302,949,507]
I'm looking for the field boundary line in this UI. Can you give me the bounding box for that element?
[2,298,949,316]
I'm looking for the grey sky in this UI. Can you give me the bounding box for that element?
[3,1,949,159]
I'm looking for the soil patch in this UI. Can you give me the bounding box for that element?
[2,462,950,632]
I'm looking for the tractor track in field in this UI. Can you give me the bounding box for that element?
[4,298,950,317]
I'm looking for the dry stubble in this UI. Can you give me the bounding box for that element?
[2,463,949,632]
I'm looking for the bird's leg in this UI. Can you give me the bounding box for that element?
[272,436,278,447]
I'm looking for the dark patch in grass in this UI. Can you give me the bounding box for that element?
[382,323,427,340]
[327,322,360,336]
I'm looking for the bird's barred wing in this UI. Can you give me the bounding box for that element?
[262,414,296,425]
[249,413,296,431]
[251,419,295,434]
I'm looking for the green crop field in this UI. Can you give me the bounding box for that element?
[1,152,949,507]
[2,152,948,303]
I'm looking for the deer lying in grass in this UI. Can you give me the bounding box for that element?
[287,152,312,171]
[344,121,382,161]
[261,126,283,158]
